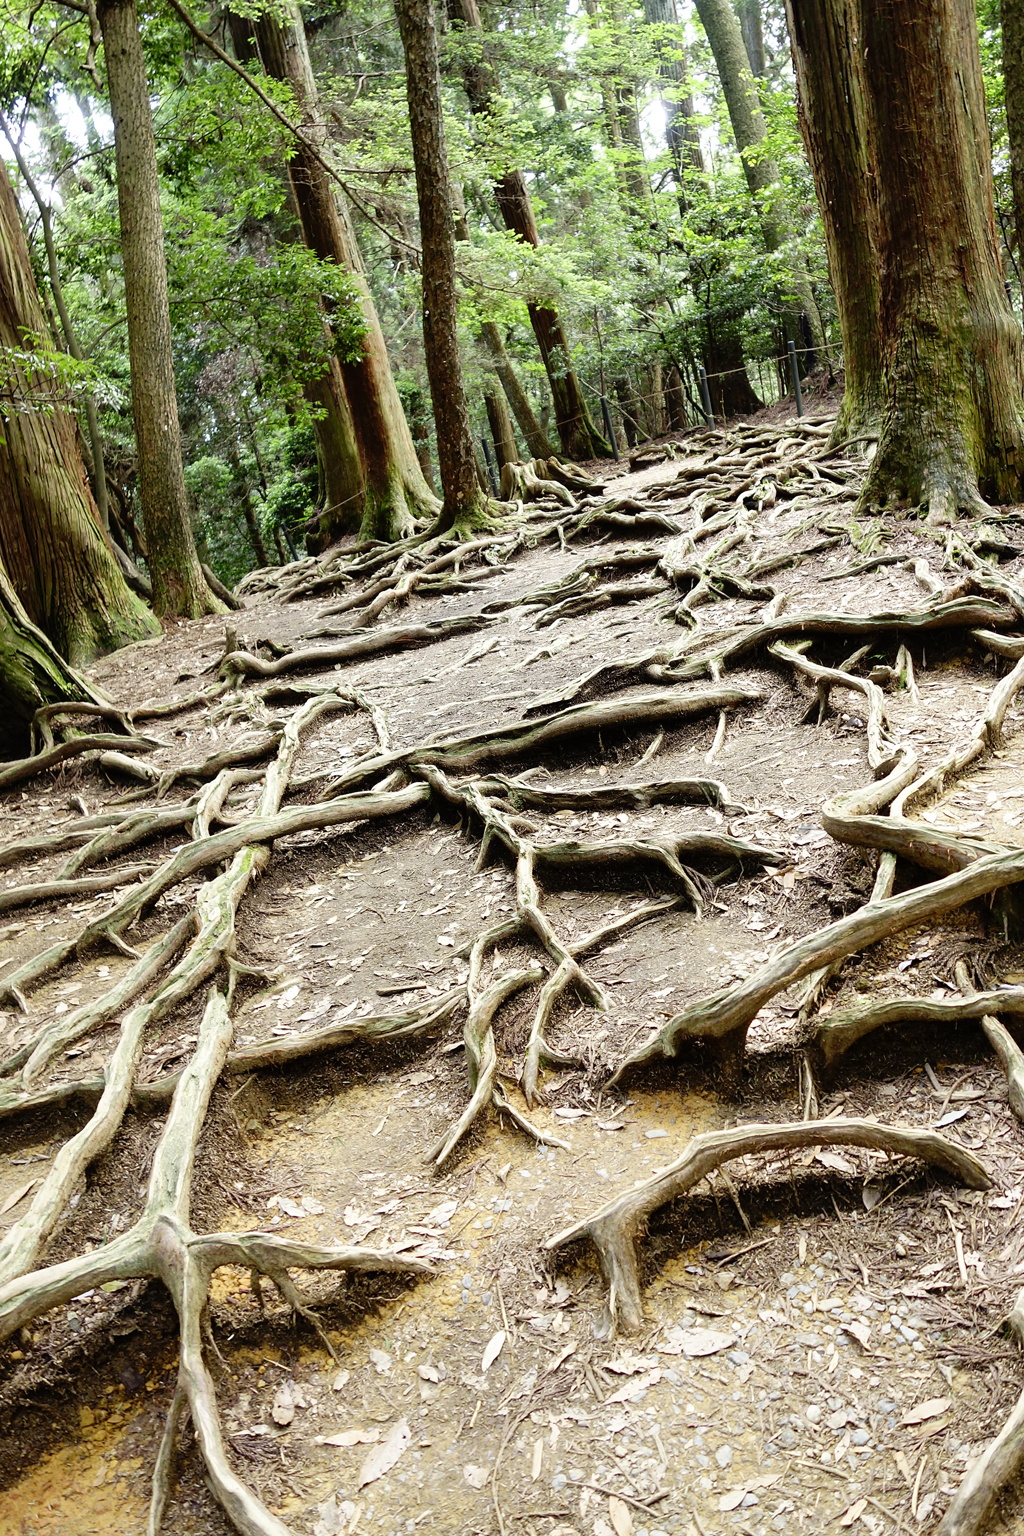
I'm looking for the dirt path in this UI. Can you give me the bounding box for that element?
[3,415,1024,1536]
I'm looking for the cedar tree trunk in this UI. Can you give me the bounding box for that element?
[447,0,612,459]
[479,321,554,457]
[857,0,1024,517]
[394,0,491,528]
[254,4,439,542]
[484,386,519,469]
[703,313,763,416]
[694,0,824,360]
[642,0,705,210]
[96,0,218,617]
[0,159,158,663]
[1003,0,1024,274]
[785,0,883,443]
[0,559,105,755]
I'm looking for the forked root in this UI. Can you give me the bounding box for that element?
[543,1118,990,1337]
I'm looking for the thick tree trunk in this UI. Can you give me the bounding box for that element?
[446,0,612,459]
[785,0,883,443]
[253,4,439,543]
[96,0,217,618]
[702,316,763,417]
[854,0,1024,518]
[694,0,824,361]
[394,0,491,528]
[0,561,104,756]
[665,364,689,429]
[735,0,766,75]
[0,160,157,664]
[642,0,705,209]
[479,321,554,457]
[1003,0,1024,273]
[484,387,519,468]
[0,117,112,534]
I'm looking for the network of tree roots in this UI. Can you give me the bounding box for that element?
[6,412,1024,1536]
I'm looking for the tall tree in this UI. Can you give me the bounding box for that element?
[694,0,824,360]
[1003,0,1024,267]
[793,0,1024,518]
[394,0,493,528]
[641,0,706,208]
[0,157,158,663]
[251,3,440,541]
[446,0,613,459]
[785,0,883,441]
[95,0,219,617]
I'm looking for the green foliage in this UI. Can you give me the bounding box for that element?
[3,0,846,576]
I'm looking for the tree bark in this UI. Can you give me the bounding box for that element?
[1004,0,1024,276]
[253,4,439,542]
[0,159,158,664]
[855,0,1024,517]
[394,0,491,528]
[785,0,883,442]
[735,0,766,75]
[96,0,218,617]
[0,561,104,756]
[642,0,705,210]
[694,0,824,361]
[484,386,519,468]
[702,315,763,416]
[479,321,554,457]
[446,0,613,459]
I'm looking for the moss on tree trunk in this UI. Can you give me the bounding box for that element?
[0,160,158,664]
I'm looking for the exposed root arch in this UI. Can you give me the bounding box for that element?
[544,1117,990,1336]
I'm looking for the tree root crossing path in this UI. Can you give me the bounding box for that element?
[5,417,1024,1535]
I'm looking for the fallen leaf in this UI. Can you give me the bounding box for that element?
[608,1495,633,1535]
[318,1428,379,1447]
[679,1328,736,1357]
[463,1463,489,1489]
[331,1369,350,1392]
[910,1415,950,1440]
[843,1321,872,1350]
[369,1349,392,1374]
[901,1397,952,1425]
[816,1150,857,1175]
[718,1489,746,1512]
[605,1353,658,1375]
[481,1330,506,1372]
[531,1438,543,1480]
[272,1195,305,1219]
[545,1341,577,1375]
[0,1179,38,1216]
[271,1383,295,1426]
[605,1368,661,1403]
[423,1198,458,1227]
[839,1497,867,1526]
[302,1195,326,1215]
[357,1418,410,1488]
[418,1364,440,1382]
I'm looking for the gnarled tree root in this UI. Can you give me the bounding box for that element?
[938,1289,1024,1535]
[611,846,1024,1088]
[813,988,1024,1076]
[543,1118,990,1337]
[0,986,433,1536]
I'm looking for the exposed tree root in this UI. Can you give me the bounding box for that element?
[0,986,433,1536]
[612,846,1024,1087]
[812,986,1024,1076]
[544,1118,990,1336]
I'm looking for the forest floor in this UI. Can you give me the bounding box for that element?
[3,398,1024,1536]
